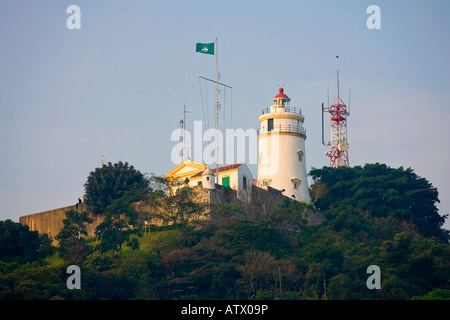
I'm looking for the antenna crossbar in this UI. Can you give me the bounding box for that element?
[198,76,232,89]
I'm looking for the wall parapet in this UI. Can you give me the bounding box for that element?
[19,203,103,244]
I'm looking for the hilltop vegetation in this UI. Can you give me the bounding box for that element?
[0,162,449,300]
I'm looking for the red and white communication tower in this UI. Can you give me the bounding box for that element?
[322,56,350,168]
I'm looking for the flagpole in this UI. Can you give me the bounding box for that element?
[214,38,219,184]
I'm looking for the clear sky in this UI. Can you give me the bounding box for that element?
[1,0,449,230]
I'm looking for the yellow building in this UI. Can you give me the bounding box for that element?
[165,158,253,201]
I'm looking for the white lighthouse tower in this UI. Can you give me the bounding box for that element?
[257,87,311,203]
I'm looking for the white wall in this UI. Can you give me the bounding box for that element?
[258,132,310,203]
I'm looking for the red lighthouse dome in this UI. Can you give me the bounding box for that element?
[273,87,290,101]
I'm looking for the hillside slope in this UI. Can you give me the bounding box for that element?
[1,163,449,300]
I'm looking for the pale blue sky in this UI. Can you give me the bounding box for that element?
[1,0,449,230]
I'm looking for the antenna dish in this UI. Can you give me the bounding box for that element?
[338,142,349,152]
[336,158,345,167]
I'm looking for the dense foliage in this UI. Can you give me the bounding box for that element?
[1,162,449,300]
[0,219,52,264]
[84,161,152,214]
[309,163,449,242]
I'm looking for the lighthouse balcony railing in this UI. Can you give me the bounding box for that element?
[261,106,302,115]
[258,125,306,136]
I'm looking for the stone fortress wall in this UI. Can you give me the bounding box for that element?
[19,203,104,244]
[19,185,325,244]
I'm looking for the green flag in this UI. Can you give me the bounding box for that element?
[196,42,215,55]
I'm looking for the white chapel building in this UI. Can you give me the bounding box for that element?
[165,159,253,201]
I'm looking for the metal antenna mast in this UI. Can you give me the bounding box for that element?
[322,56,350,168]
[336,56,340,100]
[179,102,191,162]
[197,38,232,182]
[214,38,219,183]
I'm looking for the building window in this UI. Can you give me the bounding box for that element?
[262,179,270,187]
[291,178,301,190]
[206,177,210,181]
[268,118,273,132]
[198,181,202,186]
[243,175,247,189]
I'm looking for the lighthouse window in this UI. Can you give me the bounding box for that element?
[268,118,274,132]
[291,178,301,190]
[297,150,304,162]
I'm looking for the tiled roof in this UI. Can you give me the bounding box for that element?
[190,163,244,178]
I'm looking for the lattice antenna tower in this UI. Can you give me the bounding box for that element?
[179,102,191,162]
[322,56,350,168]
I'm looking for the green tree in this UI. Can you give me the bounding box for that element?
[309,163,449,242]
[84,161,151,214]
[378,231,450,299]
[411,288,450,300]
[55,210,93,262]
[310,179,328,207]
[238,249,278,299]
[56,210,93,242]
[38,233,55,258]
[95,216,130,253]
[0,220,43,263]
[149,175,206,232]
[327,273,354,300]
[94,189,145,253]
[0,265,82,300]
[302,237,344,281]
